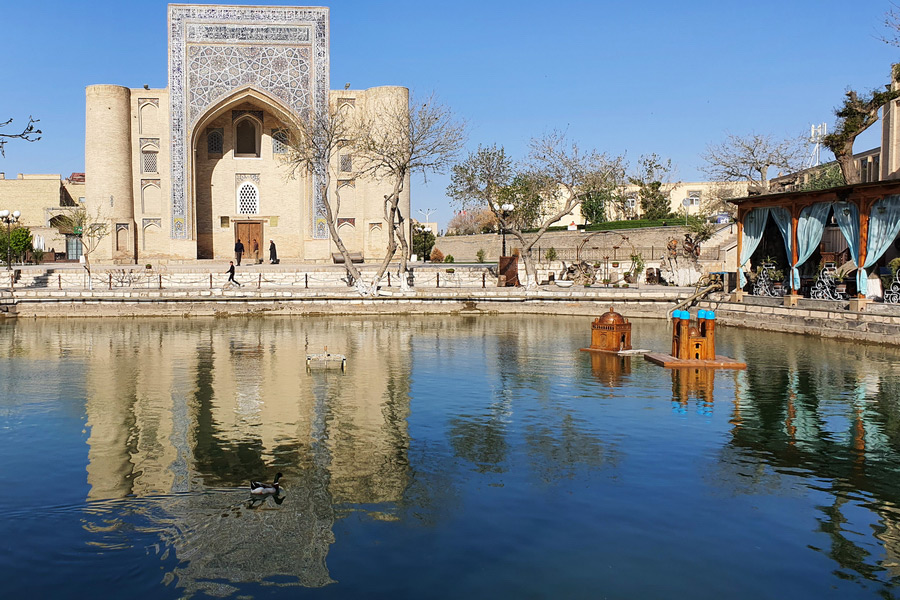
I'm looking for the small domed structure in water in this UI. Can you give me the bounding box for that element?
[584,307,632,353]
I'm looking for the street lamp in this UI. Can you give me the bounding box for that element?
[495,202,514,257]
[0,209,20,271]
[423,226,432,262]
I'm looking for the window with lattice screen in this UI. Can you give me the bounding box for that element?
[208,130,223,154]
[340,154,352,172]
[272,129,288,154]
[237,182,259,214]
[141,151,158,174]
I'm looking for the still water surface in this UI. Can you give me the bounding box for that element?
[2,315,900,598]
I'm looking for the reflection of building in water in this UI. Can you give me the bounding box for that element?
[728,358,900,582]
[671,368,715,406]
[589,352,631,387]
[72,316,413,591]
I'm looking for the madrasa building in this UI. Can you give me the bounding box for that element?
[1,4,409,264]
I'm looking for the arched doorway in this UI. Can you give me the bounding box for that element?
[190,89,305,260]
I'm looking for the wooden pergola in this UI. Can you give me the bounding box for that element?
[731,180,900,300]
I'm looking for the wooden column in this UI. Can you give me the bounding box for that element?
[790,203,800,296]
[736,208,744,276]
[857,198,872,299]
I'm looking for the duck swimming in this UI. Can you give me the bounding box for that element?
[250,472,283,495]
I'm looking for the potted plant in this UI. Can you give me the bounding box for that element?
[835,271,847,294]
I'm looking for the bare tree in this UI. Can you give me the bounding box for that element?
[822,85,900,185]
[517,132,624,287]
[701,132,803,193]
[881,2,900,46]
[282,103,366,287]
[355,92,466,290]
[448,134,624,288]
[0,116,41,157]
[700,182,743,217]
[447,208,496,235]
[59,207,109,290]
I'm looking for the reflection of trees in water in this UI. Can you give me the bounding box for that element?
[447,331,517,474]
[525,413,618,483]
[724,341,900,589]
[445,324,617,482]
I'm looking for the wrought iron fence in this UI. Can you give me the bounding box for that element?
[517,245,724,263]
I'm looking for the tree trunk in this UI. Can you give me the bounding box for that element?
[320,182,363,284]
[506,228,536,288]
[835,144,859,185]
[371,177,406,295]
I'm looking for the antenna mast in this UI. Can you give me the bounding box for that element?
[806,123,827,169]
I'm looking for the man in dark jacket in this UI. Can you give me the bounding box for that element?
[234,239,244,266]
[269,239,278,264]
[226,261,241,287]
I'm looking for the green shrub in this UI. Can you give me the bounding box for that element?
[890,257,900,276]
[444,254,455,263]
[545,247,558,261]
[476,249,486,263]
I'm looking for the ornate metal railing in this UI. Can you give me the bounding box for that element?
[884,271,900,304]
[810,268,848,301]
[752,265,778,297]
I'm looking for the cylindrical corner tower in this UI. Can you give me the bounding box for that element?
[85,84,136,263]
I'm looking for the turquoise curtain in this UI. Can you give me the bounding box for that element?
[861,196,900,292]
[769,207,793,286]
[833,201,861,292]
[739,208,769,287]
[792,202,831,290]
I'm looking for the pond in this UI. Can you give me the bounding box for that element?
[2,315,900,598]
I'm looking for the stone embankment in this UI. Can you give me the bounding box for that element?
[5,262,900,347]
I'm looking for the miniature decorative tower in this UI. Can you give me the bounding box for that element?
[647,309,743,369]
[586,307,632,353]
[671,309,717,360]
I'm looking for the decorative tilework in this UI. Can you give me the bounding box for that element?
[232,109,264,123]
[236,173,261,185]
[168,5,329,240]
[138,98,160,107]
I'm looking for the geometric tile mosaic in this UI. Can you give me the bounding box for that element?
[168,5,329,239]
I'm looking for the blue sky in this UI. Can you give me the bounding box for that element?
[2,0,898,228]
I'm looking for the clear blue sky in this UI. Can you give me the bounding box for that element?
[2,0,898,229]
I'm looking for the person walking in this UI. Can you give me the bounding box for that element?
[226,260,241,287]
[252,239,260,264]
[269,239,278,264]
[234,239,244,266]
